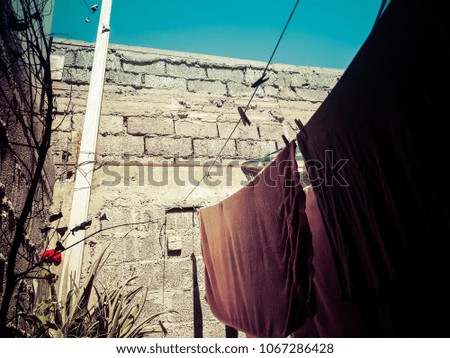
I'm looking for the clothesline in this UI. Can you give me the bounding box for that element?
[182,0,301,202]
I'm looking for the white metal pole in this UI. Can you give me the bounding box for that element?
[59,0,112,296]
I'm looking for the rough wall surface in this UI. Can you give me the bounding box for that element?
[50,38,343,337]
[0,0,55,330]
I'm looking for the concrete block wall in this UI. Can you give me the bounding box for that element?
[50,38,343,337]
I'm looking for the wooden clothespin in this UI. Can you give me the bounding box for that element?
[295,119,304,131]
[282,135,290,147]
[251,75,270,88]
[295,118,307,140]
[238,106,251,126]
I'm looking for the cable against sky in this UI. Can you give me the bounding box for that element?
[182,0,301,202]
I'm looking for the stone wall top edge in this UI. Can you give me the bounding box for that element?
[52,38,344,74]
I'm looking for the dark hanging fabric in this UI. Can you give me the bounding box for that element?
[225,325,238,338]
[199,141,314,338]
[296,0,450,337]
[294,187,364,337]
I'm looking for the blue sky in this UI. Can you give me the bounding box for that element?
[52,1,382,69]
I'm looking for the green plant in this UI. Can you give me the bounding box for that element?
[18,248,175,337]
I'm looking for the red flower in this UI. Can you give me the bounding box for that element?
[40,249,62,266]
[53,250,62,266]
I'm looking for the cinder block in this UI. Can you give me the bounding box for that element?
[217,121,259,140]
[96,264,125,287]
[175,120,218,138]
[236,140,277,159]
[122,260,163,290]
[106,53,122,71]
[144,75,186,90]
[226,81,252,97]
[263,85,280,98]
[99,115,124,135]
[50,131,72,151]
[166,211,193,230]
[170,290,194,323]
[193,138,236,158]
[124,228,163,262]
[290,72,309,88]
[123,61,166,75]
[295,88,329,102]
[207,68,244,83]
[258,123,285,141]
[144,137,193,158]
[62,67,91,84]
[164,258,192,290]
[127,117,174,136]
[166,63,206,79]
[74,49,94,69]
[71,114,85,132]
[105,71,142,87]
[187,80,227,95]
[97,135,144,157]
[53,114,72,132]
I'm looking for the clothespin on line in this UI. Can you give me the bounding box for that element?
[251,75,270,88]
[295,118,304,131]
[238,106,251,126]
[295,118,307,140]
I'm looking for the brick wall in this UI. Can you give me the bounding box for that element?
[50,38,343,337]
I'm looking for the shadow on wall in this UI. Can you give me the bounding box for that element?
[191,253,203,338]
